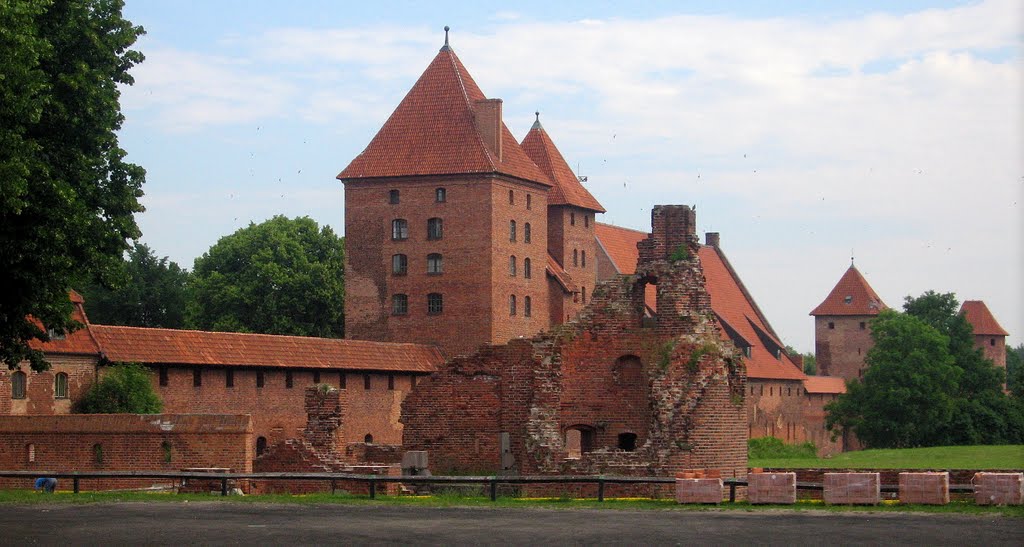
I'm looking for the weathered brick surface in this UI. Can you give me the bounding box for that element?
[402,206,748,479]
[0,414,251,491]
[0,355,98,416]
[675,478,723,503]
[815,316,874,381]
[899,472,949,505]
[973,472,1023,506]
[823,472,880,505]
[748,472,797,504]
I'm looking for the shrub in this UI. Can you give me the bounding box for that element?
[748,436,817,459]
[77,363,162,414]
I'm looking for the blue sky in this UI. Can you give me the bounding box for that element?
[116,0,1022,352]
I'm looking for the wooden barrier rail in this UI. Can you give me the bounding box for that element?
[0,471,977,501]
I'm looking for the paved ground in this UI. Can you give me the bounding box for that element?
[4,502,1021,545]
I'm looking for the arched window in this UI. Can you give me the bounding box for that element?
[256,436,267,457]
[427,253,443,274]
[524,296,532,317]
[392,254,408,275]
[392,294,408,315]
[509,256,517,277]
[11,371,26,399]
[54,372,68,399]
[427,293,443,315]
[508,190,514,204]
[573,249,578,267]
[524,223,531,243]
[427,217,443,240]
[509,295,517,316]
[392,219,408,240]
[435,187,446,202]
[364,434,374,444]
[509,220,516,242]
[523,258,531,279]
[581,250,586,267]
[564,425,594,459]
[526,194,532,209]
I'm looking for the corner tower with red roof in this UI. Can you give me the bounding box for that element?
[959,300,1009,371]
[810,263,887,381]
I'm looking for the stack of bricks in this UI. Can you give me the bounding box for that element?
[823,472,880,505]
[675,469,723,504]
[747,471,796,504]
[898,472,949,505]
[973,472,1024,506]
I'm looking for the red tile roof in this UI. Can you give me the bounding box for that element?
[959,300,1009,336]
[594,223,805,381]
[546,253,577,293]
[337,46,550,185]
[90,325,443,373]
[28,293,100,355]
[803,376,847,394]
[810,265,886,316]
[520,120,605,212]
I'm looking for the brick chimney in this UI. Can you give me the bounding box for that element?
[474,98,503,162]
[638,205,698,263]
[705,232,720,248]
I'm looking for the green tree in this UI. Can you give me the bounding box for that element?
[1007,344,1024,398]
[77,362,162,414]
[188,216,345,337]
[826,310,960,448]
[785,345,816,375]
[81,243,191,328]
[1,0,146,371]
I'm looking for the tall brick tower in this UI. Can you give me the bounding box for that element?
[520,113,605,325]
[810,264,886,380]
[959,300,1009,370]
[338,32,555,358]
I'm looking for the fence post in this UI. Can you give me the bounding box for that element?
[598,478,605,502]
[490,477,498,501]
[369,478,376,499]
[73,477,80,494]
[221,477,228,497]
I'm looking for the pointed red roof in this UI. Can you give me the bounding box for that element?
[520,118,605,212]
[959,300,1009,336]
[337,46,550,185]
[810,265,886,316]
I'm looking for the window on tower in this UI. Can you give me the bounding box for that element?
[427,293,443,315]
[524,258,531,279]
[581,250,586,267]
[570,212,575,226]
[509,256,517,277]
[427,218,443,240]
[392,219,408,240]
[524,296,532,317]
[573,249,578,267]
[509,220,516,242]
[509,295,517,316]
[392,254,408,275]
[427,253,443,274]
[435,187,446,202]
[524,223,531,243]
[526,194,532,209]
[389,189,400,204]
[392,294,408,315]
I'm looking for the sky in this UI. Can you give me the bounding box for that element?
[116,0,1022,353]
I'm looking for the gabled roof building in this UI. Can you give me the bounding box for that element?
[810,264,887,381]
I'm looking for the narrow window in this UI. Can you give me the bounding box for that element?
[859,321,866,330]
[990,338,996,346]
[12,371,26,399]
[509,220,516,242]
[508,190,514,204]
[388,374,395,390]
[570,212,576,226]
[159,366,168,387]
[427,253,443,274]
[162,440,173,463]
[427,293,443,315]
[509,295,517,316]
[392,294,408,315]
[285,370,293,389]
[340,372,347,389]
[313,371,321,384]
[828,322,835,330]
[509,256,517,277]
[26,444,35,463]
[225,369,234,388]
[573,249,578,267]
[584,214,589,228]
[392,219,408,240]
[93,443,103,464]
[582,286,586,304]
[526,194,532,209]
[581,250,586,267]
[524,223,531,243]
[193,368,202,387]
[389,189,400,204]
[524,258,531,279]
[427,217,443,240]
[524,296,532,317]
[364,434,374,444]
[435,187,446,202]
[364,374,371,390]
[392,254,408,275]
[256,371,265,388]
[411,375,417,387]
[54,372,68,399]
[256,436,267,457]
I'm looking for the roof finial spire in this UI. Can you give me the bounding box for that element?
[531,110,543,130]
[441,25,450,51]
[851,250,855,267]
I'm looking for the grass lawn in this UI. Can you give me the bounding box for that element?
[750,444,1024,470]
[0,490,1021,517]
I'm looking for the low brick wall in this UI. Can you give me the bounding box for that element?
[973,473,1023,506]
[748,472,796,504]
[899,472,949,505]
[823,473,880,505]
[675,478,723,504]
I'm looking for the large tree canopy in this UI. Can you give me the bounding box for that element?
[188,216,345,338]
[1,0,146,371]
[81,243,191,328]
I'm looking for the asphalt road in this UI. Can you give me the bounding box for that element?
[5,502,1021,545]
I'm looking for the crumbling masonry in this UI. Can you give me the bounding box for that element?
[400,206,748,478]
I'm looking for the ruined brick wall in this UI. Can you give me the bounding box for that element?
[403,205,748,478]
[1,355,97,415]
[815,316,874,381]
[0,414,251,491]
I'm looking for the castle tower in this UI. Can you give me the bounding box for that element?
[338,32,554,358]
[810,264,886,381]
[959,300,1009,370]
[520,113,605,325]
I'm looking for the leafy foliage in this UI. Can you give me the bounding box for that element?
[748,436,817,459]
[188,216,345,338]
[1,0,146,371]
[785,345,816,375]
[1007,344,1024,398]
[80,243,191,328]
[77,362,162,414]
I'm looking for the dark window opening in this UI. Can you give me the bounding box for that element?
[256,436,267,457]
[509,255,517,277]
[509,220,516,242]
[828,322,835,329]
[411,375,417,387]
[392,254,408,275]
[389,189,400,204]
[524,296,532,317]
[256,371,265,388]
[159,366,168,387]
[364,434,374,444]
[509,295,516,316]
[392,219,408,240]
[435,187,446,202]
[584,214,589,228]
[427,217,443,240]
[524,222,531,243]
[990,338,996,346]
[427,293,443,315]
[226,369,234,388]
[570,212,575,226]
[93,443,103,464]
[162,440,173,463]
[526,194,531,209]
[573,249,578,266]
[427,254,443,274]
[340,372,347,389]
[581,250,586,267]
[524,257,531,279]
[392,294,408,315]
[859,321,866,330]
[193,368,202,387]
[565,426,595,458]
[364,374,371,390]
[617,432,638,451]
[313,371,321,384]
[285,371,293,389]
[582,286,586,304]
[54,373,68,399]
[388,374,395,390]
[509,190,514,204]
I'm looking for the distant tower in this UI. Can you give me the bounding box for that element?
[810,264,886,381]
[959,300,1009,371]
